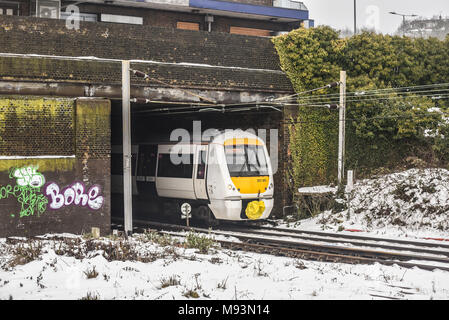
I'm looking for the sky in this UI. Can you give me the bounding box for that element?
[304,0,449,34]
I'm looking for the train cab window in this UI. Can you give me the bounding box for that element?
[157,153,193,178]
[196,151,206,179]
[225,145,268,177]
[137,145,157,176]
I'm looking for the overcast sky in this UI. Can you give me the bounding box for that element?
[304,0,449,34]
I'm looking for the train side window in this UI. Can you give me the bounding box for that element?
[196,151,206,179]
[157,153,193,178]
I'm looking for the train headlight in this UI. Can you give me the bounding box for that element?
[228,184,233,190]
[269,183,273,190]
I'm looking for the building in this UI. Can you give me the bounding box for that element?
[398,16,449,40]
[0,0,313,36]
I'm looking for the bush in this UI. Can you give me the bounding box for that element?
[184,232,216,254]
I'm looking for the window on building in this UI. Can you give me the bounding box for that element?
[0,1,20,16]
[157,153,193,179]
[177,21,200,31]
[101,13,143,25]
[60,11,97,22]
[230,26,271,37]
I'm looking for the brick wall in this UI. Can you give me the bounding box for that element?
[0,97,111,237]
[0,55,292,93]
[0,97,75,156]
[0,15,283,71]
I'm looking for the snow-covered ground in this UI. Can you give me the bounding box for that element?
[282,168,449,240]
[0,231,448,300]
[1,168,449,300]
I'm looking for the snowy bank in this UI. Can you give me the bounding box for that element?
[286,168,449,239]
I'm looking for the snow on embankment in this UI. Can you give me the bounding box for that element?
[303,168,449,237]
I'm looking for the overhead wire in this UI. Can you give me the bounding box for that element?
[283,112,449,125]
[276,83,449,104]
[128,77,449,117]
[284,93,449,108]
[280,87,449,104]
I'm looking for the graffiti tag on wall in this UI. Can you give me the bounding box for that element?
[46,182,104,210]
[0,165,104,218]
[0,165,49,218]
[12,166,46,188]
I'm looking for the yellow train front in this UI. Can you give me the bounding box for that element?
[205,131,274,221]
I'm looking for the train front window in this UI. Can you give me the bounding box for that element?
[225,145,269,177]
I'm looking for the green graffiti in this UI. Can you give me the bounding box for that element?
[1,165,49,218]
[16,185,48,218]
[0,184,20,200]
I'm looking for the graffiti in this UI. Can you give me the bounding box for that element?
[16,186,48,218]
[45,182,104,210]
[0,184,20,200]
[10,165,45,188]
[1,165,104,219]
[2,166,48,218]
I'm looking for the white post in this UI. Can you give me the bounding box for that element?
[346,170,354,218]
[122,60,133,236]
[346,170,354,192]
[338,71,346,185]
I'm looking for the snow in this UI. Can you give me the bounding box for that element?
[282,168,449,240]
[0,52,282,74]
[1,168,449,300]
[298,186,337,194]
[0,230,448,300]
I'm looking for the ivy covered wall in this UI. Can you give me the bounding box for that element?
[272,27,449,190]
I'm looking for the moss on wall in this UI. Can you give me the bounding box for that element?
[0,96,75,156]
[0,158,76,172]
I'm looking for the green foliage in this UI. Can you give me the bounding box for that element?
[273,27,449,189]
[184,232,215,254]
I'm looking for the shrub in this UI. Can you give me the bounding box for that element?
[184,232,216,254]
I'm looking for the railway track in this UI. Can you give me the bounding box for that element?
[118,219,449,272]
[222,223,449,258]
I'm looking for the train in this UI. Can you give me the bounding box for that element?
[111,130,274,224]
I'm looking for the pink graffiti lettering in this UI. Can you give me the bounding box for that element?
[45,182,104,210]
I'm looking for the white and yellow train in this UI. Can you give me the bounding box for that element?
[112,130,274,223]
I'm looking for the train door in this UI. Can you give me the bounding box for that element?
[135,144,158,198]
[194,145,208,200]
